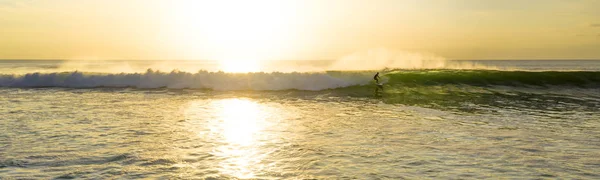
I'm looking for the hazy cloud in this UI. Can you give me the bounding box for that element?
[0,0,17,7]
[0,0,33,8]
[574,33,600,37]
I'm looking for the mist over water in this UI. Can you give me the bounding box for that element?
[3,48,598,75]
[329,48,492,70]
[0,49,497,90]
[0,48,498,74]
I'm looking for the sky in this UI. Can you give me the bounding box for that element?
[1,0,599,60]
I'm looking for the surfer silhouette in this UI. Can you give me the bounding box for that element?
[374,72,383,95]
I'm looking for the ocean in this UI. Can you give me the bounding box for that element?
[1,60,599,179]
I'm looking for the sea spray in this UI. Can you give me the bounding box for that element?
[328,48,494,70]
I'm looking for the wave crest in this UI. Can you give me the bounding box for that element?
[0,70,373,91]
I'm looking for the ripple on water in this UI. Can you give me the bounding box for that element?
[0,89,599,179]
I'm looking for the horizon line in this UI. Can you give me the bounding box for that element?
[1,58,600,61]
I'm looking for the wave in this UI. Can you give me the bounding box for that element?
[1,69,599,90]
[0,70,372,91]
[386,70,600,87]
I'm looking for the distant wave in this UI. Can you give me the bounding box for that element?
[1,69,599,90]
[0,70,373,91]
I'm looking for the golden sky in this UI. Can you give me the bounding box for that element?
[1,0,599,60]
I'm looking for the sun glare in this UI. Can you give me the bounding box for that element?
[165,0,301,71]
[184,98,278,178]
[214,99,265,146]
[219,59,262,73]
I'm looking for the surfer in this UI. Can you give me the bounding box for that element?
[374,72,383,95]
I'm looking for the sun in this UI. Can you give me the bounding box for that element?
[164,0,301,72]
[218,59,262,73]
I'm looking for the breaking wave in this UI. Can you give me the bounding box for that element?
[0,70,372,91]
[1,69,599,90]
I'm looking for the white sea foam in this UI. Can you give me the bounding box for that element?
[0,70,373,91]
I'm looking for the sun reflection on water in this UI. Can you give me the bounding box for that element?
[215,99,263,146]
[184,98,280,179]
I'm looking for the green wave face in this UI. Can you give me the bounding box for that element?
[327,70,600,112]
[383,70,600,87]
